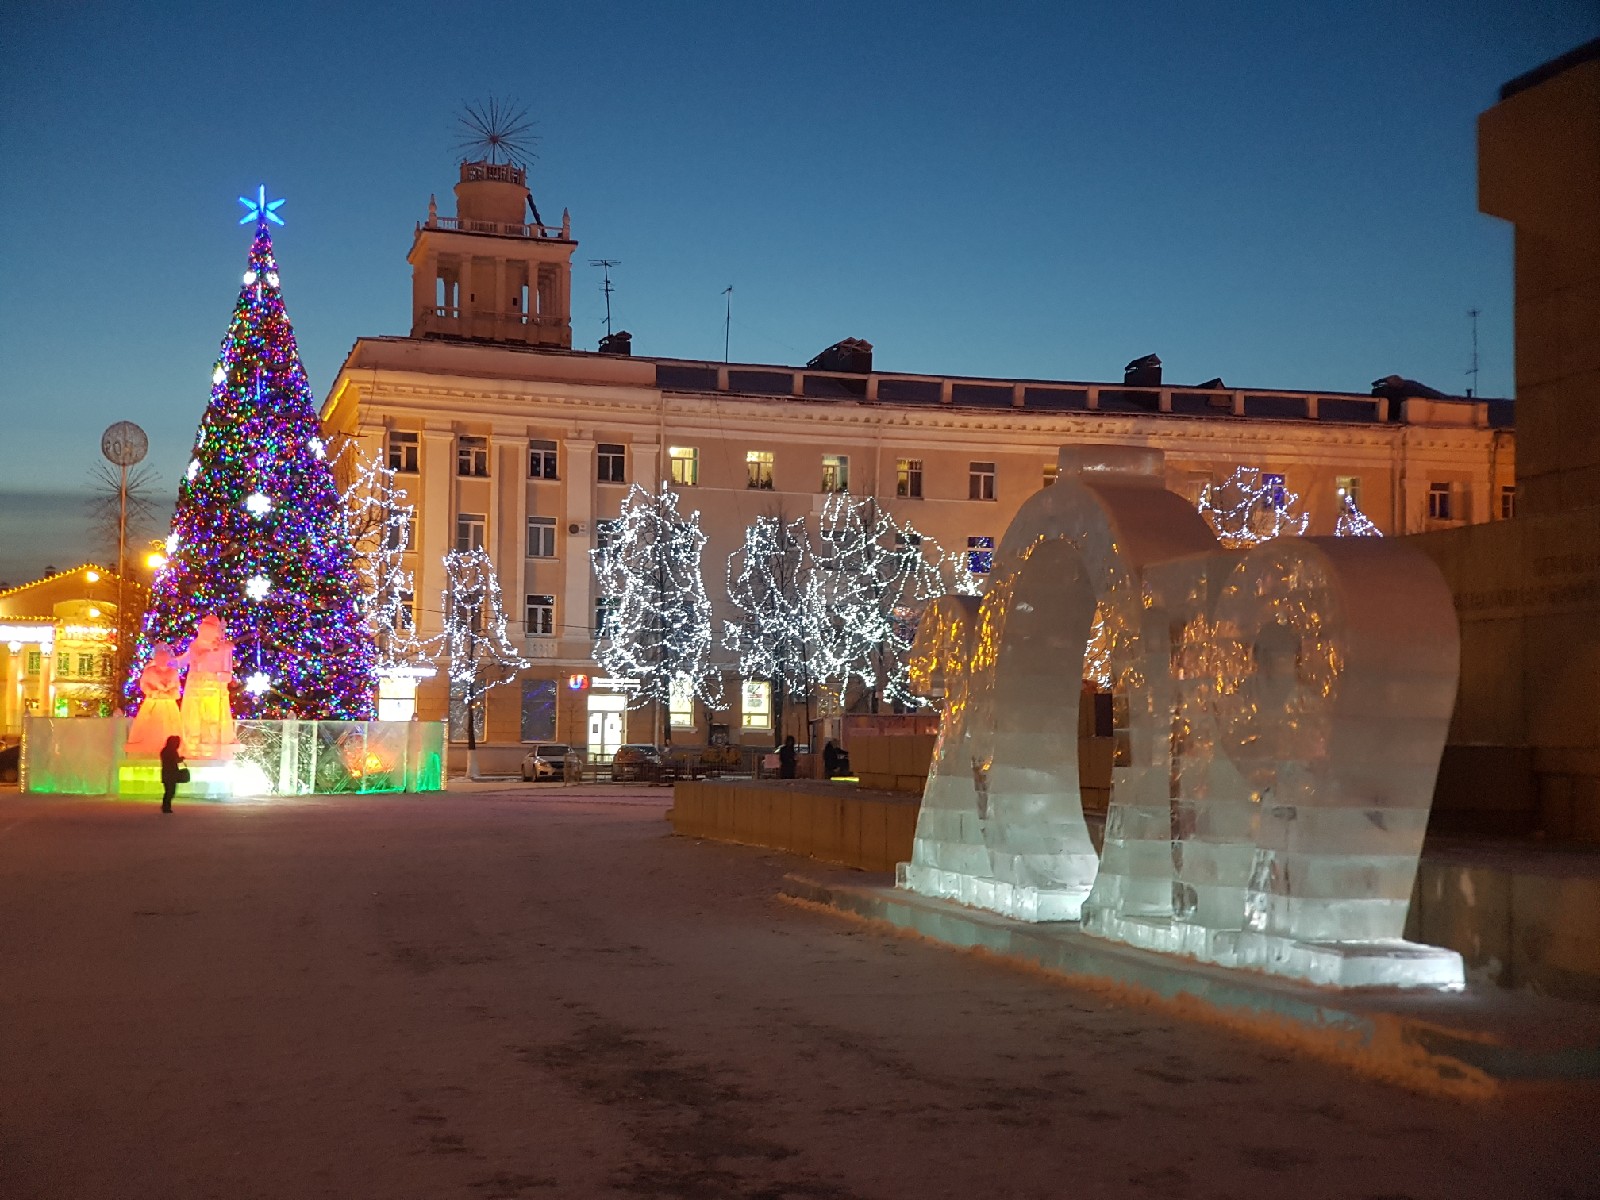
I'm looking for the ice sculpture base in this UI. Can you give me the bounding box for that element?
[897,861,1087,922]
[1235,933,1466,991]
[1082,912,1240,964]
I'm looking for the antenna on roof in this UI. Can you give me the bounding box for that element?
[723,286,733,363]
[1466,307,1481,398]
[589,259,620,338]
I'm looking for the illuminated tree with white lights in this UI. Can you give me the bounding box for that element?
[1334,489,1382,537]
[812,493,946,711]
[725,511,826,739]
[443,549,527,778]
[591,485,723,740]
[1198,467,1310,548]
[340,446,428,671]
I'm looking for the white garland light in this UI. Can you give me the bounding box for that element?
[590,483,722,711]
[1334,488,1382,537]
[1197,467,1310,548]
[186,459,200,481]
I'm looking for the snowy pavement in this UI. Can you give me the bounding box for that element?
[0,789,1595,1200]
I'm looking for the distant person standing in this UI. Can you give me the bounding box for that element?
[778,735,797,779]
[823,740,842,778]
[158,736,185,814]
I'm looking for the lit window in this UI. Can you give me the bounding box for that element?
[597,443,627,484]
[526,516,557,558]
[1500,485,1516,520]
[967,535,994,575]
[26,651,40,675]
[57,652,71,676]
[669,446,700,486]
[78,653,96,675]
[455,512,486,552]
[1428,482,1453,521]
[669,674,695,728]
[896,458,922,499]
[528,438,559,480]
[1336,475,1362,509]
[741,679,772,730]
[387,431,419,473]
[969,462,996,501]
[456,436,489,477]
[821,454,850,493]
[525,594,555,637]
[746,450,774,490]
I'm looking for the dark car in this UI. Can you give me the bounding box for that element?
[610,744,663,782]
[0,741,19,784]
[521,743,578,782]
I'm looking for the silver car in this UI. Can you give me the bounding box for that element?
[521,743,577,782]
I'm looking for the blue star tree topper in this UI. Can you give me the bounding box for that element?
[238,184,286,227]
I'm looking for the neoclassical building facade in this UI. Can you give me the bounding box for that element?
[321,159,1515,760]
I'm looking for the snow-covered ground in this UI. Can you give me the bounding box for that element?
[0,790,1594,1199]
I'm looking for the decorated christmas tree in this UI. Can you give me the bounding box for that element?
[124,189,377,719]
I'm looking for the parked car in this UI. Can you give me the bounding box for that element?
[521,743,578,782]
[0,741,18,784]
[610,744,663,782]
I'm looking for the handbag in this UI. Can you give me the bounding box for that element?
[175,767,192,784]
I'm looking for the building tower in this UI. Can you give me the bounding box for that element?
[408,160,576,348]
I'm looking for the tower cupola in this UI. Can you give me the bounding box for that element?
[407,158,576,348]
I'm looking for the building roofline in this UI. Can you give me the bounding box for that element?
[1500,37,1600,102]
[339,333,1509,410]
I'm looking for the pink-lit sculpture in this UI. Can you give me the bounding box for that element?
[900,445,1465,990]
[125,643,184,755]
[176,614,236,759]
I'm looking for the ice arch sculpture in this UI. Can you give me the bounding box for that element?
[898,445,1465,989]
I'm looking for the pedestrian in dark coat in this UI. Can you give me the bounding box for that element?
[778,735,797,780]
[158,736,184,814]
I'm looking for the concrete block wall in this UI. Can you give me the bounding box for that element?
[670,780,919,873]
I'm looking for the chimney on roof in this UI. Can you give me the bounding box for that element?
[807,337,873,374]
[1125,354,1162,387]
[598,330,633,356]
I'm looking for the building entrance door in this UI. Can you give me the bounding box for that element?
[587,693,626,762]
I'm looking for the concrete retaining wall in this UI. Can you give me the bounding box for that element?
[670,780,918,873]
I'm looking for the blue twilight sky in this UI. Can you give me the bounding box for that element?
[0,0,1595,583]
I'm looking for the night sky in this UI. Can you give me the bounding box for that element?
[0,0,1594,583]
